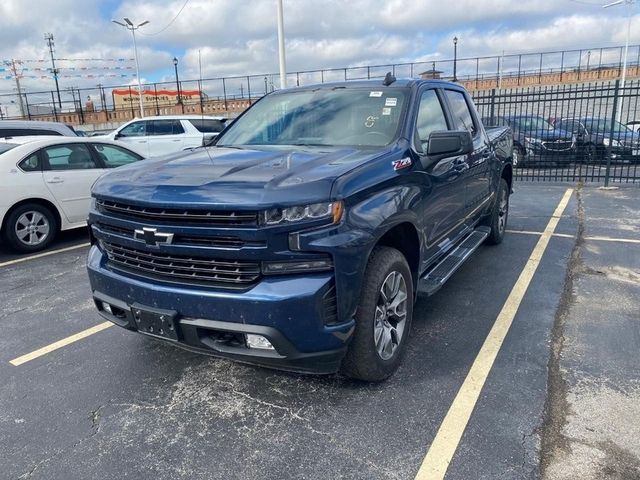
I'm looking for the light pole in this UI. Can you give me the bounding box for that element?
[453,36,458,82]
[587,50,592,71]
[173,57,182,106]
[276,0,287,89]
[112,18,149,118]
[603,0,635,120]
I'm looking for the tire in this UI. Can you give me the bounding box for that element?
[512,146,524,167]
[485,178,510,245]
[2,203,58,253]
[582,143,597,164]
[341,246,414,382]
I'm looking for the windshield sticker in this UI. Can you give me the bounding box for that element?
[369,91,383,97]
[364,115,378,128]
[392,158,412,171]
[382,107,392,116]
[385,98,397,107]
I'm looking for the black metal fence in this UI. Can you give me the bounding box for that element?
[472,80,640,184]
[1,44,639,121]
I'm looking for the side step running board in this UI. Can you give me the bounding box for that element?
[417,226,490,297]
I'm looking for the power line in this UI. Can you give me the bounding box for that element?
[139,0,190,36]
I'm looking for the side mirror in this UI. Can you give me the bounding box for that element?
[426,130,473,157]
[114,132,122,139]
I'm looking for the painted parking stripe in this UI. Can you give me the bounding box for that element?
[9,322,113,367]
[415,188,574,480]
[0,243,90,268]
[507,229,640,244]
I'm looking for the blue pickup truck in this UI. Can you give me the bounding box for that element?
[87,77,513,381]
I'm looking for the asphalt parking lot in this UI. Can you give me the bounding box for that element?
[1,183,638,480]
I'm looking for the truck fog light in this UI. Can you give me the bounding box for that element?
[102,302,113,315]
[245,334,275,350]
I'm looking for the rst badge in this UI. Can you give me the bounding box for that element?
[392,158,412,171]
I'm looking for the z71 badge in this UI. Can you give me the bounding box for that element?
[392,158,412,170]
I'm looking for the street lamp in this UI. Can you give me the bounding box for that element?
[276,0,287,89]
[173,57,182,106]
[453,36,459,82]
[603,0,635,120]
[112,18,149,118]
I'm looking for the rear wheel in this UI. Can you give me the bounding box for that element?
[341,246,413,382]
[2,203,58,253]
[485,178,510,245]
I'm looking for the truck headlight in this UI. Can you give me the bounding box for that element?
[261,201,343,226]
[603,138,621,147]
[524,137,542,145]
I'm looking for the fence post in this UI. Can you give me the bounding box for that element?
[604,79,620,187]
[247,76,251,99]
[77,88,85,124]
[222,78,228,111]
[489,88,496,121]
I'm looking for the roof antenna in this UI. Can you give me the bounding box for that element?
[382,71,396,86]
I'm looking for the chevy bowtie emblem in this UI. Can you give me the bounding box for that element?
[133,227,174,248]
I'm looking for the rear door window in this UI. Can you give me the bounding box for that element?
[92,143,143,168]
[149,120,185,135]
[444,90,478,136]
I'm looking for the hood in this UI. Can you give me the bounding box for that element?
[92,145,385,207]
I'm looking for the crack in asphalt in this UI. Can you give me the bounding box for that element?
[539,182,585,476]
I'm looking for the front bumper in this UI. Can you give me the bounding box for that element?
[87,245,355,374]
[524,145,576,166]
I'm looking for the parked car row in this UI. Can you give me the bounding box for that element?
[482,115,640,166]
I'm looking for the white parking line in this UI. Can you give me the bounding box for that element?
[0,243,90,268]
[507,229,640,244]
[415,188,574,480]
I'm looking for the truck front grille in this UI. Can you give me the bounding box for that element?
[541,140,573,152]
[102,241,261,288]
[96,199,258,226]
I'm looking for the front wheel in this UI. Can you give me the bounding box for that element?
[341,246,413,382]
[485,178,510,245]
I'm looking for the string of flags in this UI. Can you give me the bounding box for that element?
[2,58,135,63]
[0,66,135,72]
[2,73,136,80]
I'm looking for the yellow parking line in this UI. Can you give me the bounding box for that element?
[0,243,90,268]
[415,188,574,480]
[9,322,113,366]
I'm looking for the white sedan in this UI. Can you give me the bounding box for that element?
[0,137,145,252]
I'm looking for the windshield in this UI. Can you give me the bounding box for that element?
[0,143,17,155]
[585,119,632,135]
[217,88,408,147]
[513,117,555,131]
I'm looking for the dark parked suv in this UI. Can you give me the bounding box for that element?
[483,115,575,167]
[555,118,640,163]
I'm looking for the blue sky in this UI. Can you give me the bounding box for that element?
[0,0,639,98]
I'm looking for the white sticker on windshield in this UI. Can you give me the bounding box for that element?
[382,107,392,116]
[369,91,383,97]
[385,98,397,107]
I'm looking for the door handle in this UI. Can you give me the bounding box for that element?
[171,139,181,142]
[46,177,64,184]
[452,158,469,172]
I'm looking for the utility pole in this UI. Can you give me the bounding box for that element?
[6,60,26,118]
[44,33,62,108]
